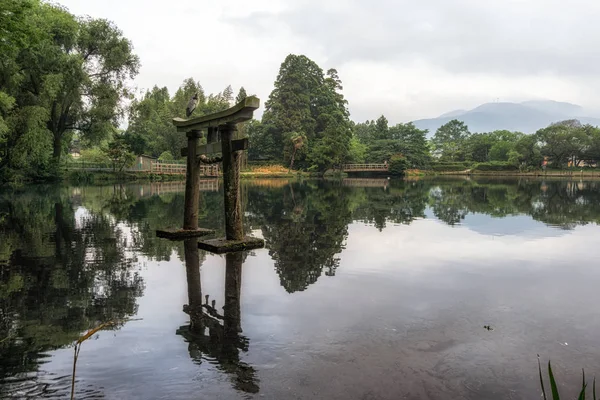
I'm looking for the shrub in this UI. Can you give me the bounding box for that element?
[79,148,110,164]
[158,151,174,162]
[430,162,472,171]
[472,161,519,171]
[388,154,410,176]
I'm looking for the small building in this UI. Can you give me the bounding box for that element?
[134,154,157,171]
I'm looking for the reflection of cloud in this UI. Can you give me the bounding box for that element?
[342,217,596,275]
[453,213,568,238]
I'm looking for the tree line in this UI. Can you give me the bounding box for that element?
[3,0,600,182]
[431,118,600,169]
[1,0,139,181]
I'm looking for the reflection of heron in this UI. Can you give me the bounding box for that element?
[177,242,259,394]
[186,93,198,117]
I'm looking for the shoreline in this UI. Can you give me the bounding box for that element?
[432,170,600,178]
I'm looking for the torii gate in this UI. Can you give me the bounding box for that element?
[156,96,264,254]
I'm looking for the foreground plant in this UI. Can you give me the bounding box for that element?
[70,319,141,400]
[538,355,596,400]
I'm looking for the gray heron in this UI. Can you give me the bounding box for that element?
[186,93,199,117]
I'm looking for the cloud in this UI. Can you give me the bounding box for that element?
[57,0,600,123]
[230,0,600,77]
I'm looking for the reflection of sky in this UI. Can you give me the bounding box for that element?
[451,211,569,238]
[41,202,600,399]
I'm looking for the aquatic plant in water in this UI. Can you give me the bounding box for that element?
[538,355,596,400]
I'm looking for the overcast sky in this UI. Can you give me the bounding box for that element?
[59,0,600,123]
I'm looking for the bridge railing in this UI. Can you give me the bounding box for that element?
[150,162,219,176]
[342,163,388,171]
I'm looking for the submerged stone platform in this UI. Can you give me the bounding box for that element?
[197,236,265,254]
[156,228,215,240]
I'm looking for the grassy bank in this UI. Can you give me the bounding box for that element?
[240,164,315,179]
[63,164,315,185]
[432,169,600,178]
[64,170,187,184]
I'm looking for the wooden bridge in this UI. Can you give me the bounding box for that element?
[341,164,388,172]
[64,160,219,176]
[150,162,218,176]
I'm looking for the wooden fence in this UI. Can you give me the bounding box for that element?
[150,162,219,176]
[342,164,388,172]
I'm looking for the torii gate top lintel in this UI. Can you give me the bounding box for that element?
[172,96,260,132]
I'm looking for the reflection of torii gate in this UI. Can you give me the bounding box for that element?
[176,241,259,394]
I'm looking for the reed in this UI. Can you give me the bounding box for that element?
[538,356,596,400]
[70,319,141,400]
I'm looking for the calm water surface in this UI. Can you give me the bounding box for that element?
[1,178,600,399]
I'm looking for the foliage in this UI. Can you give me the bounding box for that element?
[429,161,472,171]
[472,161,519,171]
[388,123,431,167]
[388,154,409,175]
[347,137,367,163]
[0,0,139,182]
[158,151,174,162]
[79,147,110,164]
[536,120,600,168]
[262,55,351,171]
[125,79,233,159]
[432,119,471,161]
[103,136,135,171]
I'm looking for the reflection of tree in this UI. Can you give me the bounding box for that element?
[247,181,352,293]
[177,244,259,394]
[529,180,600,229]
[427,179,600,229]
[351,180,428,230]
[0,188,144,397]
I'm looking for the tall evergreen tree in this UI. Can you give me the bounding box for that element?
[222,85,234,105]
[374,115,389,140]
[262,55,351,171]
[235,87,247,104]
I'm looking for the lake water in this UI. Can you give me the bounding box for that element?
[1,177,600,399]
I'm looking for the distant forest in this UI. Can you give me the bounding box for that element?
[2,1,600,182]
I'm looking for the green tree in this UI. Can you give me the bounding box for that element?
[465,133,494,162]
[262,54,323,164]
[235,87,247,103]
[536,120,584,168]
[347,137,367,163]
[0,1,139,179]
[373,115,389,140]
[388,154,409,175]
[126,85,174,157]
[104,136,135,171]
[388,122,431,167]
[306,68,352,171]
[158,151,174,162]
[513,134,543,167]
[365,140,405,163]
[262,55,350,171]
[432,119,471,161]
[353,120,377,144]
[288,132,306,171]
[489,141,514,161]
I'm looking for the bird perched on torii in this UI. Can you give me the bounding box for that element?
[186,92,199,118]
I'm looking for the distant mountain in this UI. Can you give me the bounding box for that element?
[438,109,468,118]
[520,100,584,117]
[412,100,600,136]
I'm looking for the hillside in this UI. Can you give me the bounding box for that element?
[412,100,600,135]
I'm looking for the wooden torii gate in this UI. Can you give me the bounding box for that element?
[156,96,264,253]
